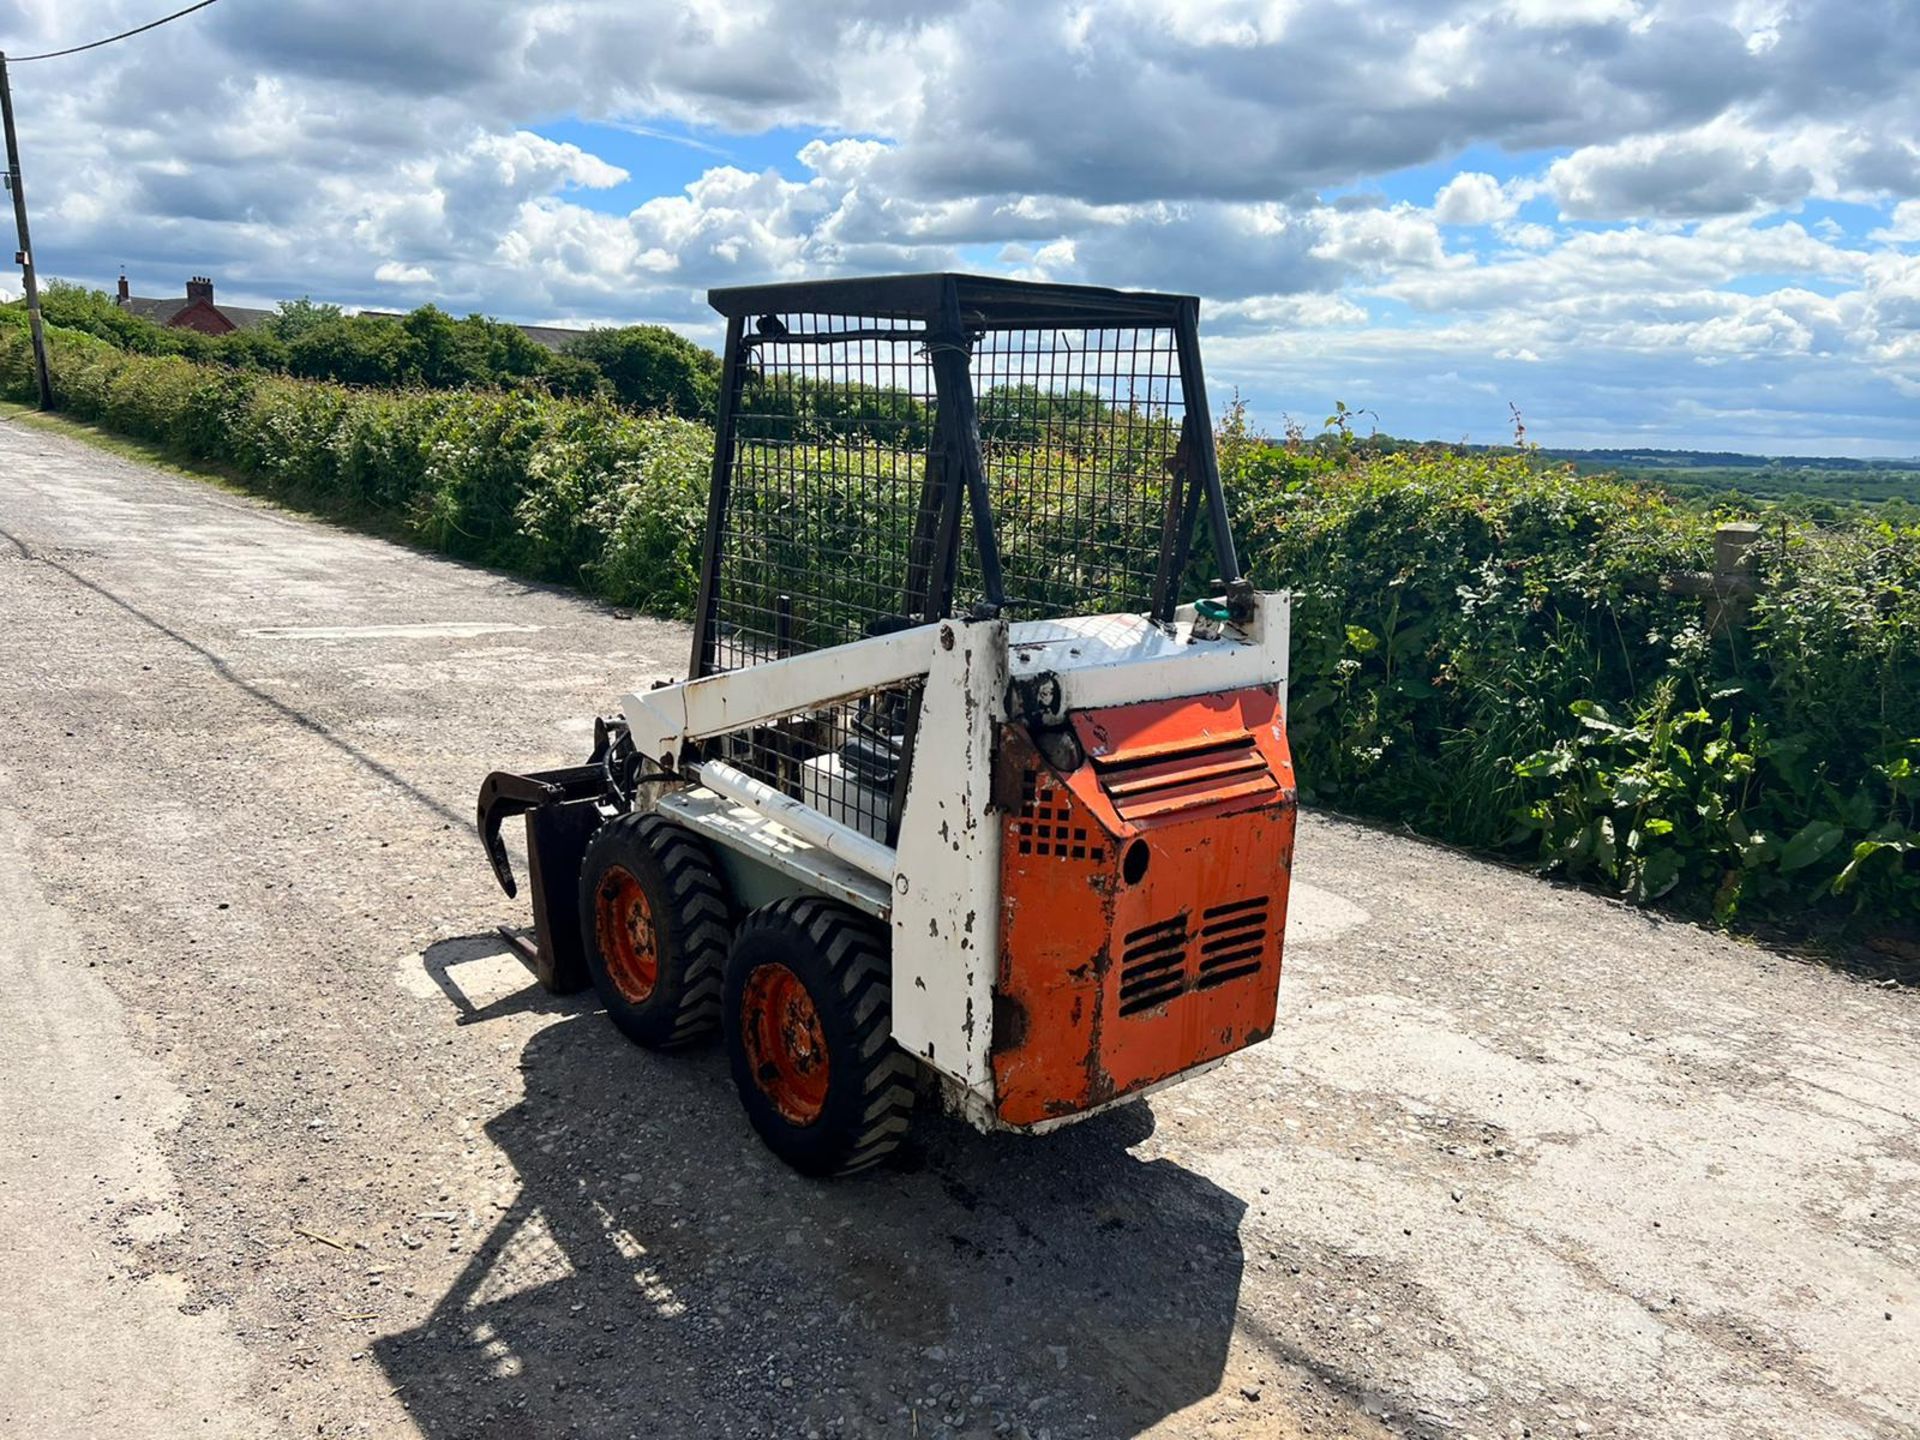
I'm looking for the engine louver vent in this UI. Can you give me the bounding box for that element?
[1119,915,1189,1014]
[1195,896,1269,989]
[1117,895,1272,1016]
[1092,732,1277,823]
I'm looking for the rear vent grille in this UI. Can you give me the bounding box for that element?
[1092,732,1277,824]
[1119,915,1190,1015]
[1117,896,1273,1016]
[1014,771,1106,863]
[1196,896,1269,989]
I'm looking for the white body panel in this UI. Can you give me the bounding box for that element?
[1006,591,1290,719]
[655,788,892,919]
[888,617,1008,1095]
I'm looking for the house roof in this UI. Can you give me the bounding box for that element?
[121,295,277,331]
[514,323,589,353]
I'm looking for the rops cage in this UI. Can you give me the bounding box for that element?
[688,272,1245,849]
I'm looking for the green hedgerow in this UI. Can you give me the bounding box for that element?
[1242,443,1919,926]
[0,316,716,621]
[4,314,1914,930]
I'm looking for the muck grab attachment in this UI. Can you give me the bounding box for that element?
[479,273,1297,1176]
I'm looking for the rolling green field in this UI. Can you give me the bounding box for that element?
[1545,448,1920,515]
[1306,433,1920,516]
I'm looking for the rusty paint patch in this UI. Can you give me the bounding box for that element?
[991,989,1029,1054]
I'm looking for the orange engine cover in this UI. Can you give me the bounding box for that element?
[991,684,1298,1127]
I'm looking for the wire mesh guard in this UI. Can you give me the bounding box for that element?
[963,323,1185,617]
[700,292,1191,844]
[713,311,941,670]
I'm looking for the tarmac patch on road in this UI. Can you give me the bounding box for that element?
[243,621,544,640]
[1284,880,1370,945]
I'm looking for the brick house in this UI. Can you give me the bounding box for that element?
[115,276,586,351]
[116,275,272,335]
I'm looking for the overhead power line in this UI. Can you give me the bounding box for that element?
[4,0,226,412]
[6,0,224,64]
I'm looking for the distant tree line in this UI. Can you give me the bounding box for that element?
[1212,400,1920,520]
[23,281,721,419]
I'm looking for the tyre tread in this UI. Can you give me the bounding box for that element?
[579,812,732,1049]
[726,896,915,1176]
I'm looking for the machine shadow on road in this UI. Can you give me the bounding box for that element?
[373,995,1249,1438]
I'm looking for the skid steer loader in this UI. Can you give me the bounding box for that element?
[479,273,1297,1176]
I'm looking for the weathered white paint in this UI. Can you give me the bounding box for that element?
[1005,591,1290,716]
[890,616,1007,1095]
[622,622,937,763]
[654,787,892,919]
[692,759,898,883]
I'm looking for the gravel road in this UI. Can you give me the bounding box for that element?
[1,414,1916,1440]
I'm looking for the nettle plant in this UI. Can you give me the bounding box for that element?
[1512,675,1757,909]
[1515,690,1919,921]
[1507,529,1920,924]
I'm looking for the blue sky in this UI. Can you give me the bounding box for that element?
[531,120,830,203]
[4,0,1918,455]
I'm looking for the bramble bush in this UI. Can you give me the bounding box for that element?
[5,315,1916,932]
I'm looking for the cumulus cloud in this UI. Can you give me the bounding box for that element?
[1502,0,1640,25]
[1873,201,1920,244]
[1,0,1917,448]
[1434,172,1519,225]
[1549,128,1815,220]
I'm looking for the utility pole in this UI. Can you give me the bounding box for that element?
[0,53,54,410]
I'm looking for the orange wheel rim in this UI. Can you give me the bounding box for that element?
[741,961,830,1125]
[595,866,659,1003]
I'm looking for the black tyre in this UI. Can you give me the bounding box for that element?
[577,813,730,1049]
[723,897,915,1177]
